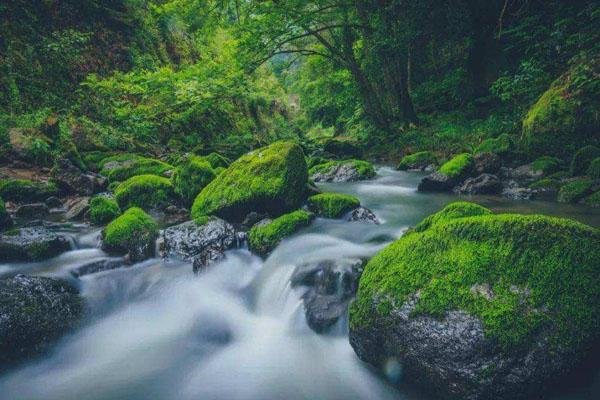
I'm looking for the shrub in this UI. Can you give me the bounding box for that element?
[308,192,360,218]
[248,210,314,256]
[588,158,600,180]
[202,152,231,169]
[570,145,600,176]
[89,196,121,225]
[172,155,215,205]
[114,174,175,210]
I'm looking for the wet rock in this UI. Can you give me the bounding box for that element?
[161,206,189,226]
[346,206,380,224]
[70,258,125,278]
[15,203,49,219]
[417,171,455,192]
[65,197,90,220]
[0,227,72,262]
[454,174,503,195]
[44,196,63,208]
[473,152,501,174]
[0,274,83,371]
[241,211,270,229]
[52,158,106,196]
[158,218,239,273]
[501,164,543,185]
[502,181,534,200]
[311,160,375,183]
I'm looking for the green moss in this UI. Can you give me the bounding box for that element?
[191,142,308,222]
[306,156,327,169]
[101,156,173,182]
[439,153,473,178]
[214,166,226,175]
[308,192,360,218]
[89,196,121,225]
[350,202,600,354]
[98,153,143,169]
[172,155,215,205]
[558,178,593,203]
[397,151,436,170]
[570,146,600,176]
[414,201,492,232]
[248,210,314,256]
[103,207,158,253]
[0,179,58,202]
[531,156,562,175]
[309,159,375,179]
[529,178,561,190]
[588,158,600,180]
[81,151,114,172]
[202,152,231,169]
[474,134,511,155]
[114,174,175,210]
[584,191,600,207]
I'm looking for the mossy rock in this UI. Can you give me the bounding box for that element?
[0,179,58,203]
[439,153,473,179]
[202,152,231,169]
[397,151,437,170]
[98,153,143,170]
[89,196,121,225]
[81,151,114,172]
[414,201,492,232]
[102,207,158,261]
[100,156,173,182]
[306,156,328,169]
[531,156,562,175]
[587,158,600,180]
[529,178,561,190]
[172,155,216,205]
[570,145,600,176]
[307,192,360,218]
[349,202,600,398]
[248,210,314,256]
[309,159,375,182]
[114,174,176,210]
[557,178,593,203]
[191,142,308,222]
[474,134,511,155]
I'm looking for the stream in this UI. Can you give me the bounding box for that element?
[1,167,599,400]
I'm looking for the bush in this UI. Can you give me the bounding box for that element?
[248,210,314,256]
[308,192,360,218]
[0,179,58,202]
[558,178,593,203]
[588,158,600,180]
[89,196,121,225]
[474,134,511,155]
[439,153,473,178]
[114,174,175,210]
[397,151,436,170]
[172,155,215,205]
[103,207,158,254]
[570,145,600,176]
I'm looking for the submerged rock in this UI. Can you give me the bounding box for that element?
[0,275,83,371]
[349,202,600,399]
[70,258,125,278]
[346,206,380,224]
[0,227,72,262]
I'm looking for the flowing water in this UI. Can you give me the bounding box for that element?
[1,167,599,400]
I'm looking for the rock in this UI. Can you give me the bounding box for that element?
[323,139,362,159]
[65,197,90,220]
[52,158,106,196]
[172,155,215,205]
[192,142,308,222]
[15,203,49,219]
[0,227,72,262]
[502,181,534,200]
[0,198,13,230]
[241,211,270,229]
[417,171,454,192]
[307,192,360,218]
[248,210,313,256]
[454,173,503,195]
[158,218,238,272]
[419,153,474,192]
[102,207,158,263]
[397,151,437,171]
[44,196,63,208]
[346,206,380,224]
[0,275,83,371]
[349,203,600,399]
[501,164,543,184]
[70,258,125,278]
[114,174,176,211]
[473,152,501,174]
[310,159,375,183]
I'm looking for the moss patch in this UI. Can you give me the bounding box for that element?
[474,134,511,155]
[115,174,175,210]
[172,155,215,205]
[101,156,173,182]
[439,153,473,178]
[531,156,563,175]
[89,196,121,225]
[414,201,492,232]
[191,142,308,222]
[529,178,561,190]
[308,192,360,218]
[350,202,600,354]
[202,152,231,169]
[248,210,314,256]
[558,178,593,203]
[397,151,436,170]
[103,207,158,254]
[570,146,600,176]
[0,179,58,202]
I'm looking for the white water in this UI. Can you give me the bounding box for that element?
[1,167,599,400]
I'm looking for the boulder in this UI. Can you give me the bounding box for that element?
[0,198,13,230]
[307,193,360,218]
[0,227,72,262]
[310,159,375,183]
[15,203,49,219]
[323,139,362,159]
[418,153,473,192]
[171,155,215,205]
[473,152,501,174]
[102,207,158,263]
[52,158,106,196]
[502,181,535,200]
[346,206,380,224]
[44,196,63,208]
[114,174,176,211]
[397,151,437,171]
[248,210,314,256]
[417,171,454,192]
[454,174,503,195]
[191,142,308,222]
[349,203,600,399]
[65,197,90,220]
[158,218,239,272]
[0,275,83,371]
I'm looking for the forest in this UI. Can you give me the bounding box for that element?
[0,1,599,400]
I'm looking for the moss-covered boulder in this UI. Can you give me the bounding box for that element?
[307,193,360,218]
[570,145,600,176]
[349,203,600,399]
[397,151,437,171]
[557,178,593,203]
[414,201,491,232]
[522,64,599,158]
[102,207,158,262]
[191,142,308,222]
[114,174,176,210]
[531,156,563,175]
[202,152,231,169]
[418,153,474,192]
[89,196,121,225]
[474,133,511,155]
[172,155,216,205]
[100,156,173,182]
[0,179,58,203]
[310,159,375,183]
[248,210,314,256]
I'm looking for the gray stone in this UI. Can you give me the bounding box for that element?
[454,174,503,195]
[418,171,455,192]
[346,206,380,224]
[0,227,71,262]
[52,158,106,196]
[15,203,49,219]
[65,197,90,220]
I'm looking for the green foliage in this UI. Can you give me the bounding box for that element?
[474,134,511,155]
[172,155,215,205]
[491,60,551,105]
[529,178,561,190]
[558,178,593,203]
[114,174,175,210]
[191,142,308,222]
[103,207,158,253]
[308,193,360,218]
[588,158,600,180]
[570,146,600,176]
[584,191,600,207]
[248,210,314,256]
[101,157,173,182]
[414,202,492,232]
[201,152,231,169]
[439,153,473,178]
[532,156,563,175]
[0,179,58,202]
[397,151,436,170]
[309,159,375,180]
[350,202,600,353]
[89,196,121,225]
